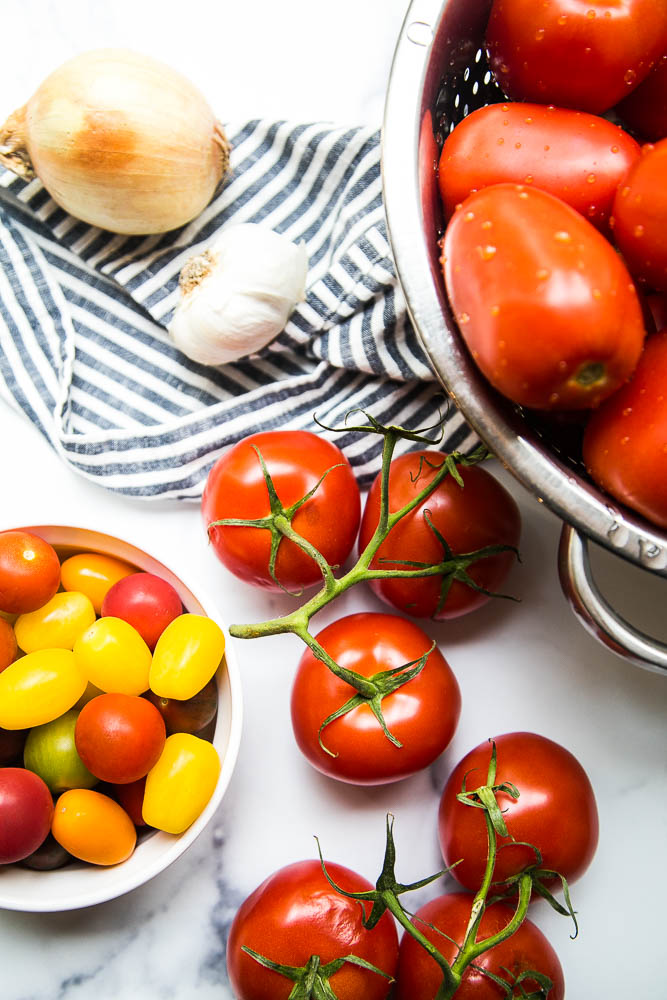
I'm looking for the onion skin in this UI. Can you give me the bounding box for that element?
[0,49,229,234]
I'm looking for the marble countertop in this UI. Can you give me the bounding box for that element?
[2,2,667,997]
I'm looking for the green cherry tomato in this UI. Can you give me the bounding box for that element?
[143,732,221,833]
[149,614,225,701]
[14,591,96,653]
[0,649,87,730]
[23,709,98,794]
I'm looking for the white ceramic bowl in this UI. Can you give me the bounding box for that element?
[0,524,243,912]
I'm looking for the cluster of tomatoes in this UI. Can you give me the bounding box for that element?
[439,0,667,532]
[0,529,222,870]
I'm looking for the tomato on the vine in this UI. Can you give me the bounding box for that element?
[226,859,399,1000]
[612,138,667,293]
[0,530,61,615]
[395,892,564,1000]
[290,612,461,785]
[358,450,521,620]
[438,732,599,892]
[202,430,361,592]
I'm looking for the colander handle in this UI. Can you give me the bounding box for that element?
[558,523,667,675]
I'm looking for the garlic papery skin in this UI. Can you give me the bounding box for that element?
[168,224,309,366]
[0,49,229,234]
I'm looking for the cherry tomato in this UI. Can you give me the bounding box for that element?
[52,788,136,866]
[73,617,152,696]
[142,732,220,833]
[0,727,27,765]
[485,0,667,114]
[14,591,96,653]
[0,617,17,672]
[227,859,399,1000]
[395,892,564,1000]
[438,732,599,892]
[145,676,218,735]
[60,551,137,614]
[149,613,225,700]
[443,183,646,409]
[0,767,54,864]
[0,530,61,615]
[616,52,667,142]
[291,612,461,784]
[20,833,73,871]
[583,330,667,528]
[75,693,166,784]
[202,430,361,592]
[24,709,98,793]
[113,777,148,827]
[612,138,667,293]
[439,102,639,229]
[101,572,183,650]
[0,649,87,729]
[358,451,520,620]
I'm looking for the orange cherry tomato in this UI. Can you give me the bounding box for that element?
[51,788,137,866]
[60,552,137,615]
[0,531,61,615]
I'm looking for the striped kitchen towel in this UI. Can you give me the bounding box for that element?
[0,119,477,499]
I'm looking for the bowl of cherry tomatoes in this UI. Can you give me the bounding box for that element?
[382,0,667,672]
[0,524,243,912]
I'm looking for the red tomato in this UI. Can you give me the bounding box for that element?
[226,859,399,1000]
[438,732,599,892]
[395,892,564,1000]
[612,139,667,293]
[202,431,361,592]
[485,0,667,114]
[113,777,148,827]
[616,52,667,142]
[0,767,54,864]
[442,183,646,410]
[0,618,17,672]
[0,530,61,615]
[75,693,166,784]
[358,451,521,620]
[583,330,667,528]
[101,572,183,650]
[290,613,461,785]
[439,102,640,228]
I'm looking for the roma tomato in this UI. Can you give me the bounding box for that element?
[142,732,220,833]
[52,788,136,866]
[0,617,17,672]
[0,649,87,730]
[395,892,564,1000]
[439,102,639,228]
[60,552,136,615]
[149,613,224,700]
[290,612,461,784]
[227,859,399,1000]
[443,183,646,409]
[75,693,166,784]
[583,329,667,528]
[438,732,599,892]
[73,616,152,696]
[612,138,667,292]
[485,0,667,114]
[358,451,521,620]
[0,530,61,615]
[615,52,667,142]
[0,767,54,864]
[202,430,361,592]
[14,590,96,653]
[101,572,183,650]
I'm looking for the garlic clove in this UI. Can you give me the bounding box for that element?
[168,223,308,366]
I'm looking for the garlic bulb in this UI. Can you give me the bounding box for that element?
[0,49,229,234]
[168,224,309,366]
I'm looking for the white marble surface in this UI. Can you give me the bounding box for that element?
[1,2,667,997]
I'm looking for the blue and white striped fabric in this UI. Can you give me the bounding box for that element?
[0,119,477,499]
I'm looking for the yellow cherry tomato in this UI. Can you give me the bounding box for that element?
[149,614,225,700]
[52,788,137,865]
[142,733,221,834]
[60,552,137,615]
[14,591,96,653]
[73,617,152,696]
[0,648,87,729]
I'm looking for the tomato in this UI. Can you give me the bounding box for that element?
[0,649,87,729]
[150,613,225,700]
[358,451,520,620]
[113,777,148,827]
[0,727,27,765]
[616,52,667,141]
[0,617,17,672]
[60,552,136,615]
[583,330,667,528]
[612,139,667,292]
[145,676,218,735]
[438,732,599,892]
[142,732,220,833]
[20,833,73,871]
[14,591,96,653]
[485,0,667,114]
[52,788,136,865]
[226,859,399,1000]
[24,709,98,793]
[73,617,152,696]
[202,430,361,592]
[395,891,564,1000]
[75,693,166,784]
[439,102,639,229]
[101,572,183,650]
[290,612,461,784]
[0,767,54,864]
[0,530,61,615]
[442,183,646,410]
